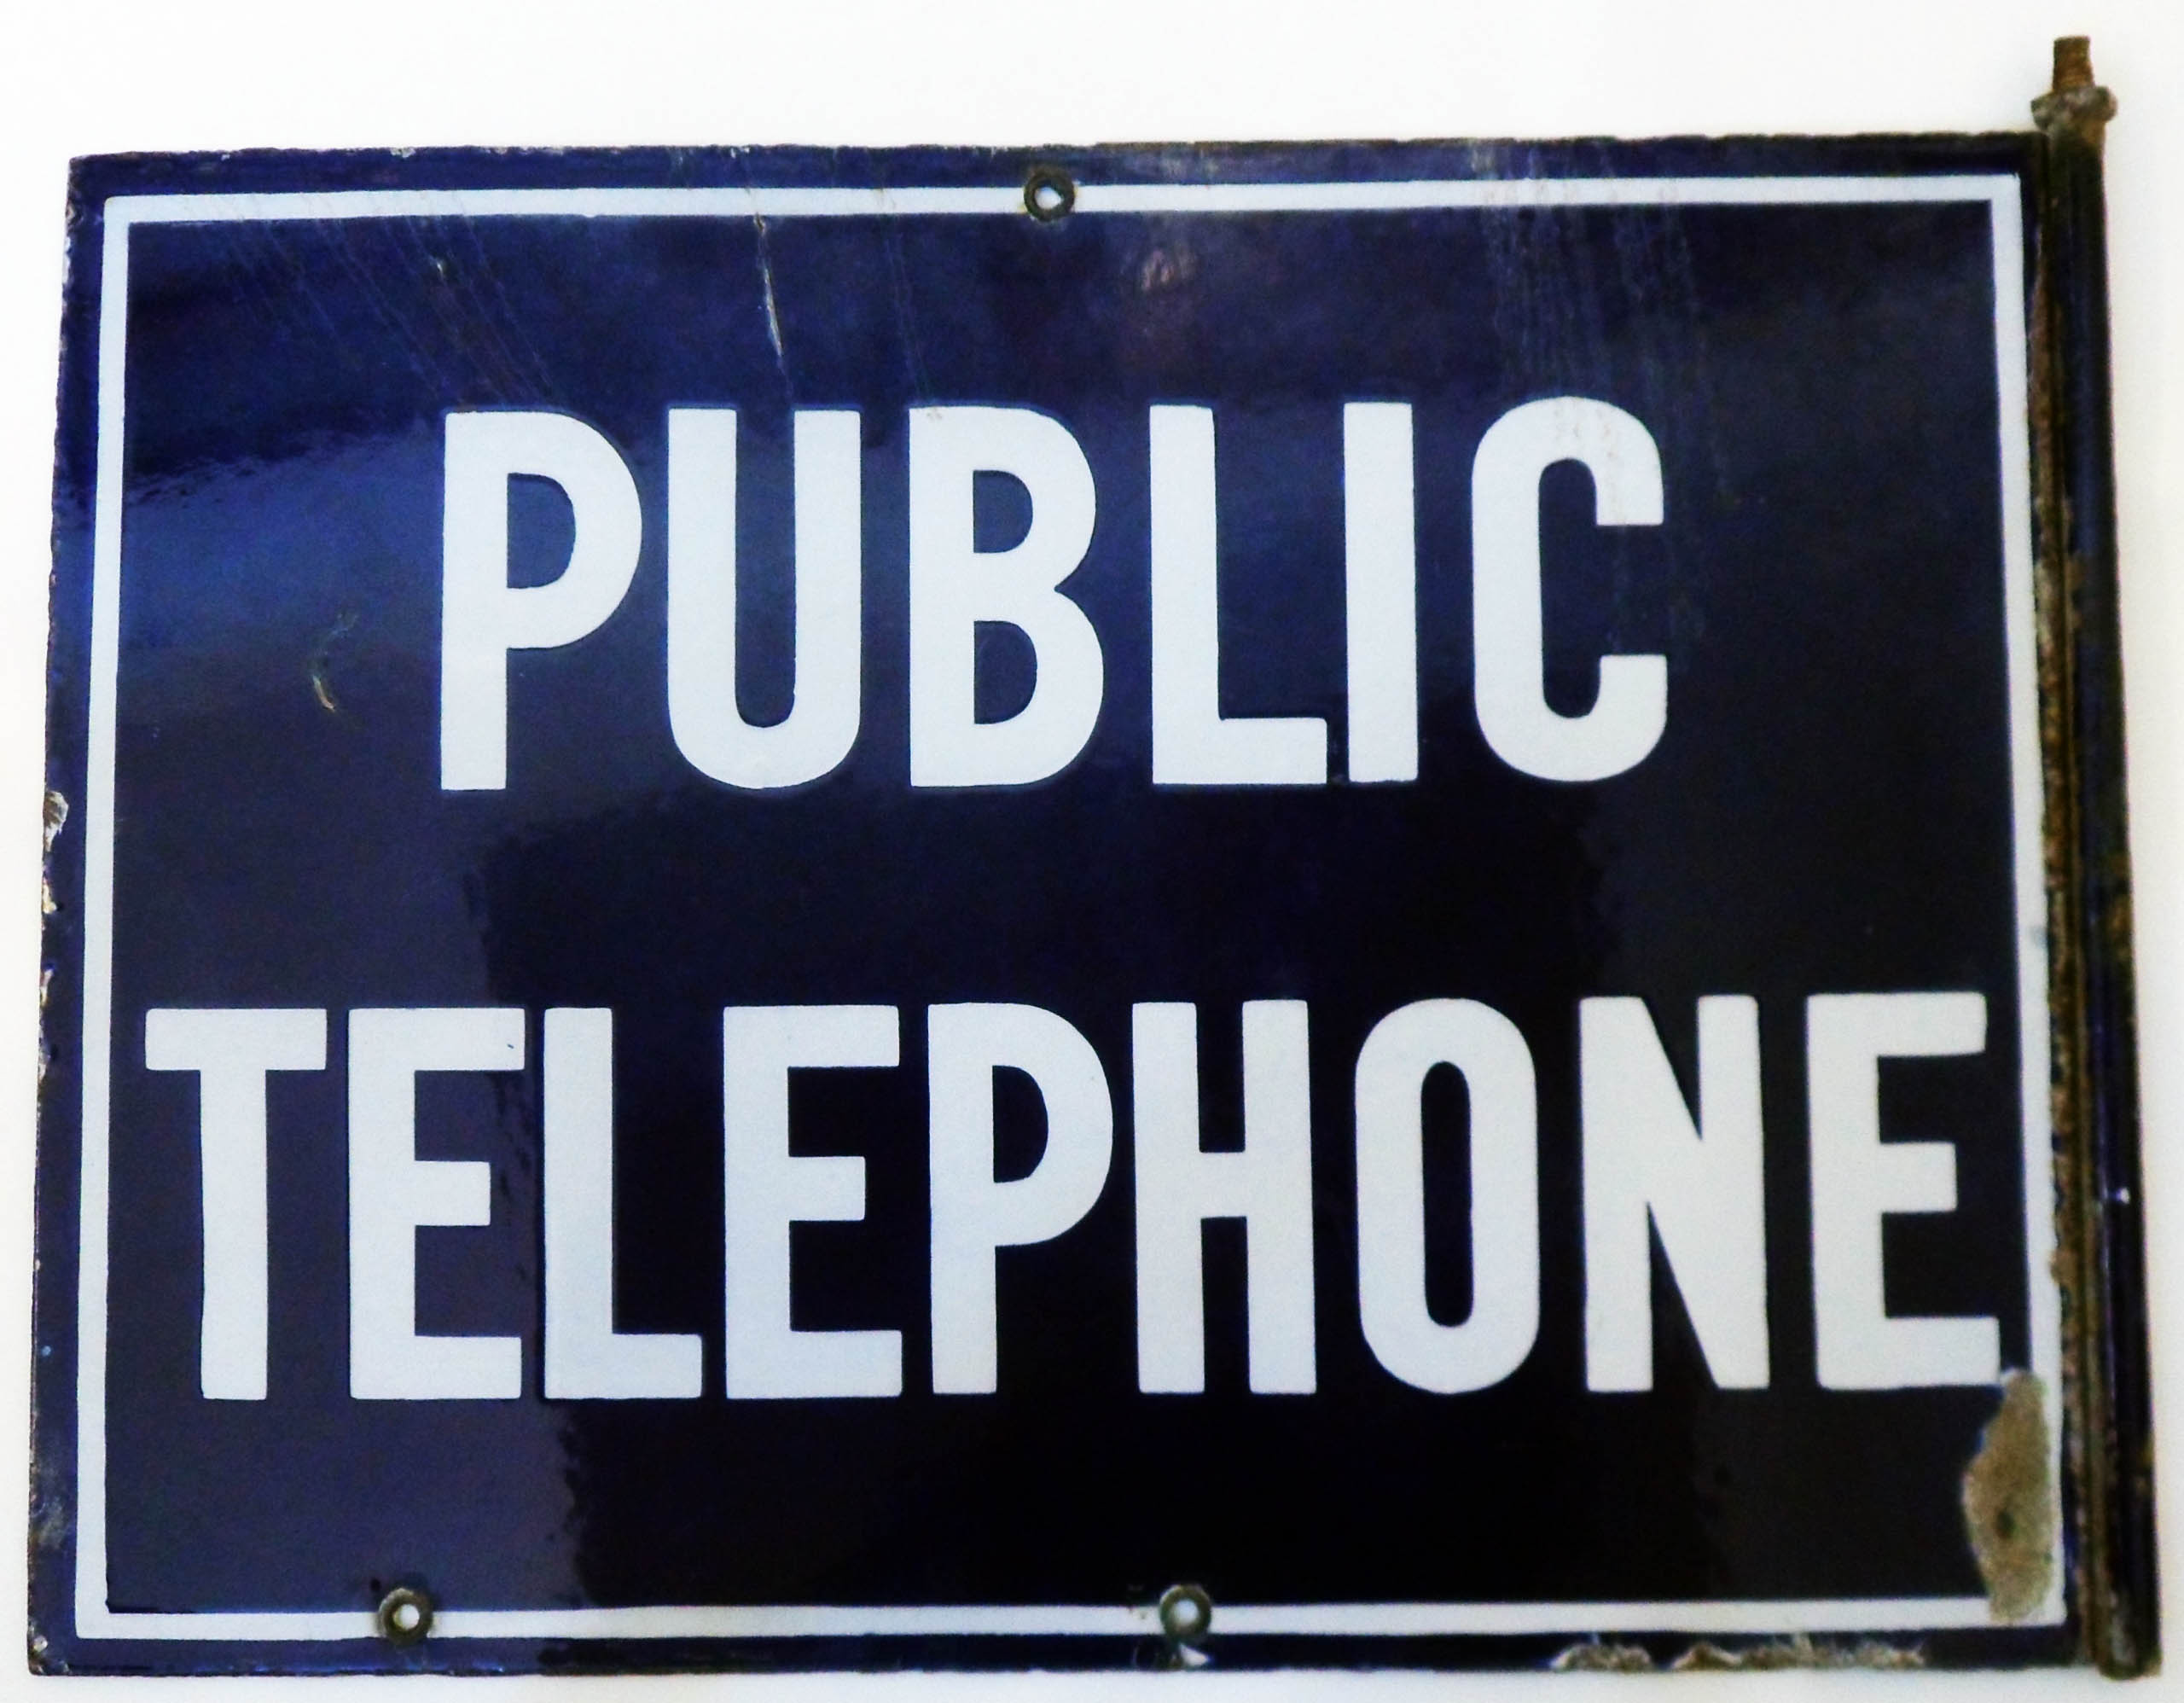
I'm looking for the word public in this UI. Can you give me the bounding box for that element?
[439,399,1670,791]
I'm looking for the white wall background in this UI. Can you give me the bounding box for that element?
[1,1,2179,1696]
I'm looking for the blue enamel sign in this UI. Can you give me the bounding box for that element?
[32,138,2136,1673]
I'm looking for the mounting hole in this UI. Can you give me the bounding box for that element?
[1025,167,1076,222]
[377,1585,433,1646]
[1158,1582,1212,1643]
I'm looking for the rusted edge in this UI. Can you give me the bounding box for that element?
[2026,113,2095,1665]
[2028,33,2158,1675]
[2032,38,2118,149]
[30,788,70,1670]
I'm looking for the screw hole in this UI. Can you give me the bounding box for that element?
[1158,1582,1212,1643]
[376,1584,433,1647]
[1025,167,1076,222]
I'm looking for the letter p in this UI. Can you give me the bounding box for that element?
[441,411,642,789]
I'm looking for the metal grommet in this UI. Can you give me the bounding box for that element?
[1024,166,1076,222]
[376,1584,433,1647]
[1157,1582,1212,1645]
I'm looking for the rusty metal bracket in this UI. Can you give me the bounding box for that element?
[2029,33,2158,1678]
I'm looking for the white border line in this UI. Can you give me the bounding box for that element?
[1988,185,2067,1628]
[83,1595,2009,1643]
[105,175,2016,226]
[73,203,129,1650]
[74,172,2057,1643]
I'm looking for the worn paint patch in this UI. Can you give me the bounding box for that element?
[35,967,52,1085]
[29,1446,69,1561]
[1963,1369,2056,1620]
[40,788,67,915]
[1551,1641,1653,1671]
[1671,1636,1923,1671]
[38,790,67,1086]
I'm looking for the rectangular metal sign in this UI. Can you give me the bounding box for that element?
[33,124,2152,1673]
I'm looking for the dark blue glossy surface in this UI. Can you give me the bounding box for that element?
[36,138,2071,1671]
